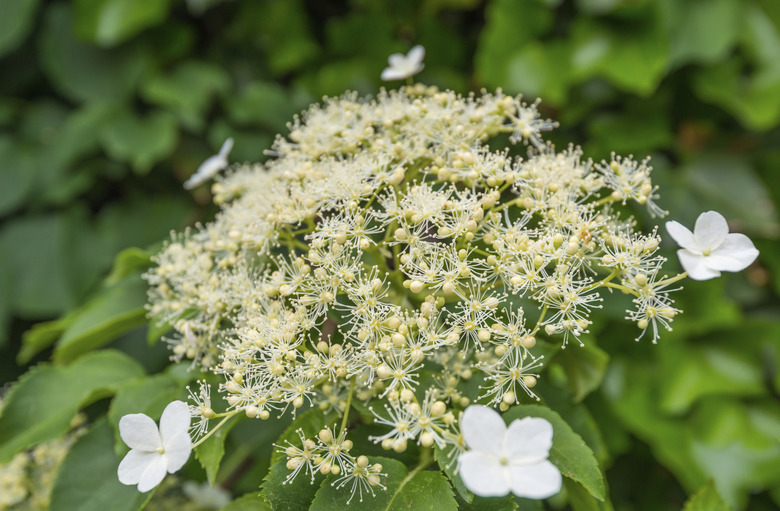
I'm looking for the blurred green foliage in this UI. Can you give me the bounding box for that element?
[2,0,780,509]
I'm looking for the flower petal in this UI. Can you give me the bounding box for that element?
[164,431,192,473]
[693,211,728,250]
[458,451,510,497]
[508,460,562,499]
[159,401,191,445]
[217,137,234,159]
[118,449,158,485]
[665,221,698,252]
[677,250,720,280]
[461,405,506,456]
[407,45,425,66]
[504,417,553,463]
[119,413,161,451]
[381,67,406,81]
[137,454,168,493]
[387,53,406,68]
[183,155,227,190]
[706,233,759,272]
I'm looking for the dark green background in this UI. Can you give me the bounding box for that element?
[1,0,779,509]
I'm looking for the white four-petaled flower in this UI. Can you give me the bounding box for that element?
[183,138,234,190]
[117,400,192,492]
[665,211,759,281]
[458,405,562,499]
[380,46,425,81]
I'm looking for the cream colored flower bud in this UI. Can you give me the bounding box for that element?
[318,429,333,443]
[357,455,369,468]
[431,401,446,417]
[523,375,537,388]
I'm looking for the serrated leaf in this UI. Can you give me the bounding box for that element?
[74,0,172,47]
[504,405,605,501]
[195,415,242,485]
[393,470,458,510]
[49,419,151,511]
[554,343,609,402]
[682,480,731,511]
[53,272,148,363]
[0,350,145,462]
[0,0,40,57]
[435,443,473,502]
[221,492,271,511]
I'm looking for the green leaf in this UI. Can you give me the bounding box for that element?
[457,493,519,511]
[221,492,271,511]
[0,0,40,57]
[262,457,324,511]
[570,12,668,95]
[195,415,242,485]
[74,0,172,47]
[39,4,148,104]
[225,81,300,132]
[682,481,729,511]
[54,272,148,363]
[0,350,145,462]
[663,0,741,68]
[100,109,178,173]
[269,408,338,466]
[310,456,457,511]
[49,419,151,511]
[562,478,612,511]
[0,210,112,317]
[106,247,153,285]
[504,405,605,501]
[475,0,554,87]
[0,137,38,216]
[434,443,473,502]
[107,374,182,453]
[141,61,231,131]
[554,343,609,402]
[18,315,76,364]
[504,41,570,106]
[658,342,765,414]
[682,154,779,239]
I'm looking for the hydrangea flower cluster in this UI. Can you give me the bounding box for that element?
[137,80,758,500]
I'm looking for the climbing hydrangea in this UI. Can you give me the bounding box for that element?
[142,83,715,501]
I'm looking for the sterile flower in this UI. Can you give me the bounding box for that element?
[183,138,234,190]
[117,400,192,492]
[665,211,759,281]
[380,46,425,81]
[457,405,561,499]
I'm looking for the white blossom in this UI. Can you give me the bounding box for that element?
[666,211,758,281]
[184,138,234,190]
[458,405,561,499]
[380,46,425,81]
[117,400,192,492]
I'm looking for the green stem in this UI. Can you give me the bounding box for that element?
[655,272,688,287]
[339,378,356,436]
[192,413,236,448]
[383,446,434,511]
